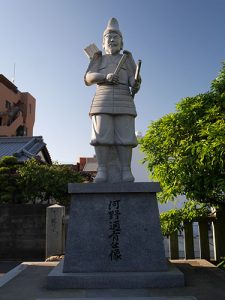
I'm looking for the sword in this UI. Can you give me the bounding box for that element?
[113,54,128,75]
[131,59,142,98]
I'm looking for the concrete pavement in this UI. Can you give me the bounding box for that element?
[0,260,225,300]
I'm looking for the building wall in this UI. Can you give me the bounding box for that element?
[0,75,35,137]
[0,82,19,109]
[20,92,36,136]
[0,204,47,260]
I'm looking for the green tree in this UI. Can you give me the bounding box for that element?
[0,156,23,203]
[141,63,225,205]
[160,200,210,236]
[18,159,83,204]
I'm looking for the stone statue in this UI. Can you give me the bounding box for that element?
[84,17,141,183]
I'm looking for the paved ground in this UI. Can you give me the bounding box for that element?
[0,260,225,300]
[0,261,21,276]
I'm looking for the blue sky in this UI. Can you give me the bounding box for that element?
[1,0,225,163]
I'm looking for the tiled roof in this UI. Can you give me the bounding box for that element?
[0,136,52,163]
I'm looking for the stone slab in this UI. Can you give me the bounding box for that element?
[37,297,198,300]
[63,183,167,273]
[0,263,27,287]
[5,259,225,299]
[47,260,184,289]
[68,182,161,194]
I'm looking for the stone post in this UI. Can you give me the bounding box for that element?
[46,204,65,259]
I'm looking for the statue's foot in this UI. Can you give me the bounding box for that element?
[122,167,134,182]
[94,167,107,183]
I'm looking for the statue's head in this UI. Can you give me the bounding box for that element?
[103,17,123,54]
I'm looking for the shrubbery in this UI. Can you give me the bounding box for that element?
[0,156,83,205]
[160,200,210,236]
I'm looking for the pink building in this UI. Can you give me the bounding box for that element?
[0,74,35,137]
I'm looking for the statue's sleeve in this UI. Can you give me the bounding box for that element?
[84,55,102,86]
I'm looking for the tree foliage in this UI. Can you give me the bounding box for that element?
[0,156,23,203]
[18,159,83,205]
[160,200,210,236]
[141,63,225,205]
[0,157,83,205]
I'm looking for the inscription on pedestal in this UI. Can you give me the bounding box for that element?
[108,199,122,261]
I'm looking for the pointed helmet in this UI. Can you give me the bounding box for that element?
[103,17,122,38]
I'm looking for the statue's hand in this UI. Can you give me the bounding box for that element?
[123,50,132,56]
[106,73,119,84]
[131,76,142,95]
[92,51,102,60]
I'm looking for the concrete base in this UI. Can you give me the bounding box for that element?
[48,183,184,289]
[47,260,184,289]
[4,259,225,299]
[38,297,197,300]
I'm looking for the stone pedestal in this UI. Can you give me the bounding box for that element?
[47,182,184,288]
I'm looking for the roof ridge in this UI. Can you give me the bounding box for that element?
[16,137,36,153]
[0,136,51,164]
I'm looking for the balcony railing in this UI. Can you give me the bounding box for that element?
[0,113,23,135]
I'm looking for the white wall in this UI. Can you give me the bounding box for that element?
[131,144,186,213]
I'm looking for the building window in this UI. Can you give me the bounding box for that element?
[5,100,11,109]
[16,125,27,136]
[29,104,32,114]
[0,117,2,126]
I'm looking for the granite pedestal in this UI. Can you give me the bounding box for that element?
[47,182,184,288]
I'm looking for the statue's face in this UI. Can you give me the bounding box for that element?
[103,32,122,54]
